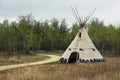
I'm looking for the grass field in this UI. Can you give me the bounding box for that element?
[0,51,62,66]
[0,54,50,66]
[34,50,63,56]
[0,56,120,80]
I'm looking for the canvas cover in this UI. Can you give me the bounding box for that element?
[60,28,104,63]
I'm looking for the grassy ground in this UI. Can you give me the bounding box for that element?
[34,50,63,56]
[0,56,120,80]
[0,51,62,66]
[0,54,50,66]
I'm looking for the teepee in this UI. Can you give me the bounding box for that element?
[60,8,104,63]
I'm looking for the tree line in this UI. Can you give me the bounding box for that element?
[88,18,120,55]
[0,14,120,55]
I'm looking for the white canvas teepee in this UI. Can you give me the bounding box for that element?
[60,8,104,63]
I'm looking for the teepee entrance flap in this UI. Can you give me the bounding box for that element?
[68,52,79,63]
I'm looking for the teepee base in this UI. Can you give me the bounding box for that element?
[59,58,105,63]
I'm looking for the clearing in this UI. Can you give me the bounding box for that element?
[0,56,120,80]
[0,54,60,71]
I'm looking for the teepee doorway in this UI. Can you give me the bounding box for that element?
[68,52,79,63]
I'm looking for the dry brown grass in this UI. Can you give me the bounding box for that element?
[0,57,120,80]
[0,55,50,66]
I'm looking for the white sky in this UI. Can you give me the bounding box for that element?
[0,0,120,26]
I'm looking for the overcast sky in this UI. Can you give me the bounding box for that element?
[0,0,120,26]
